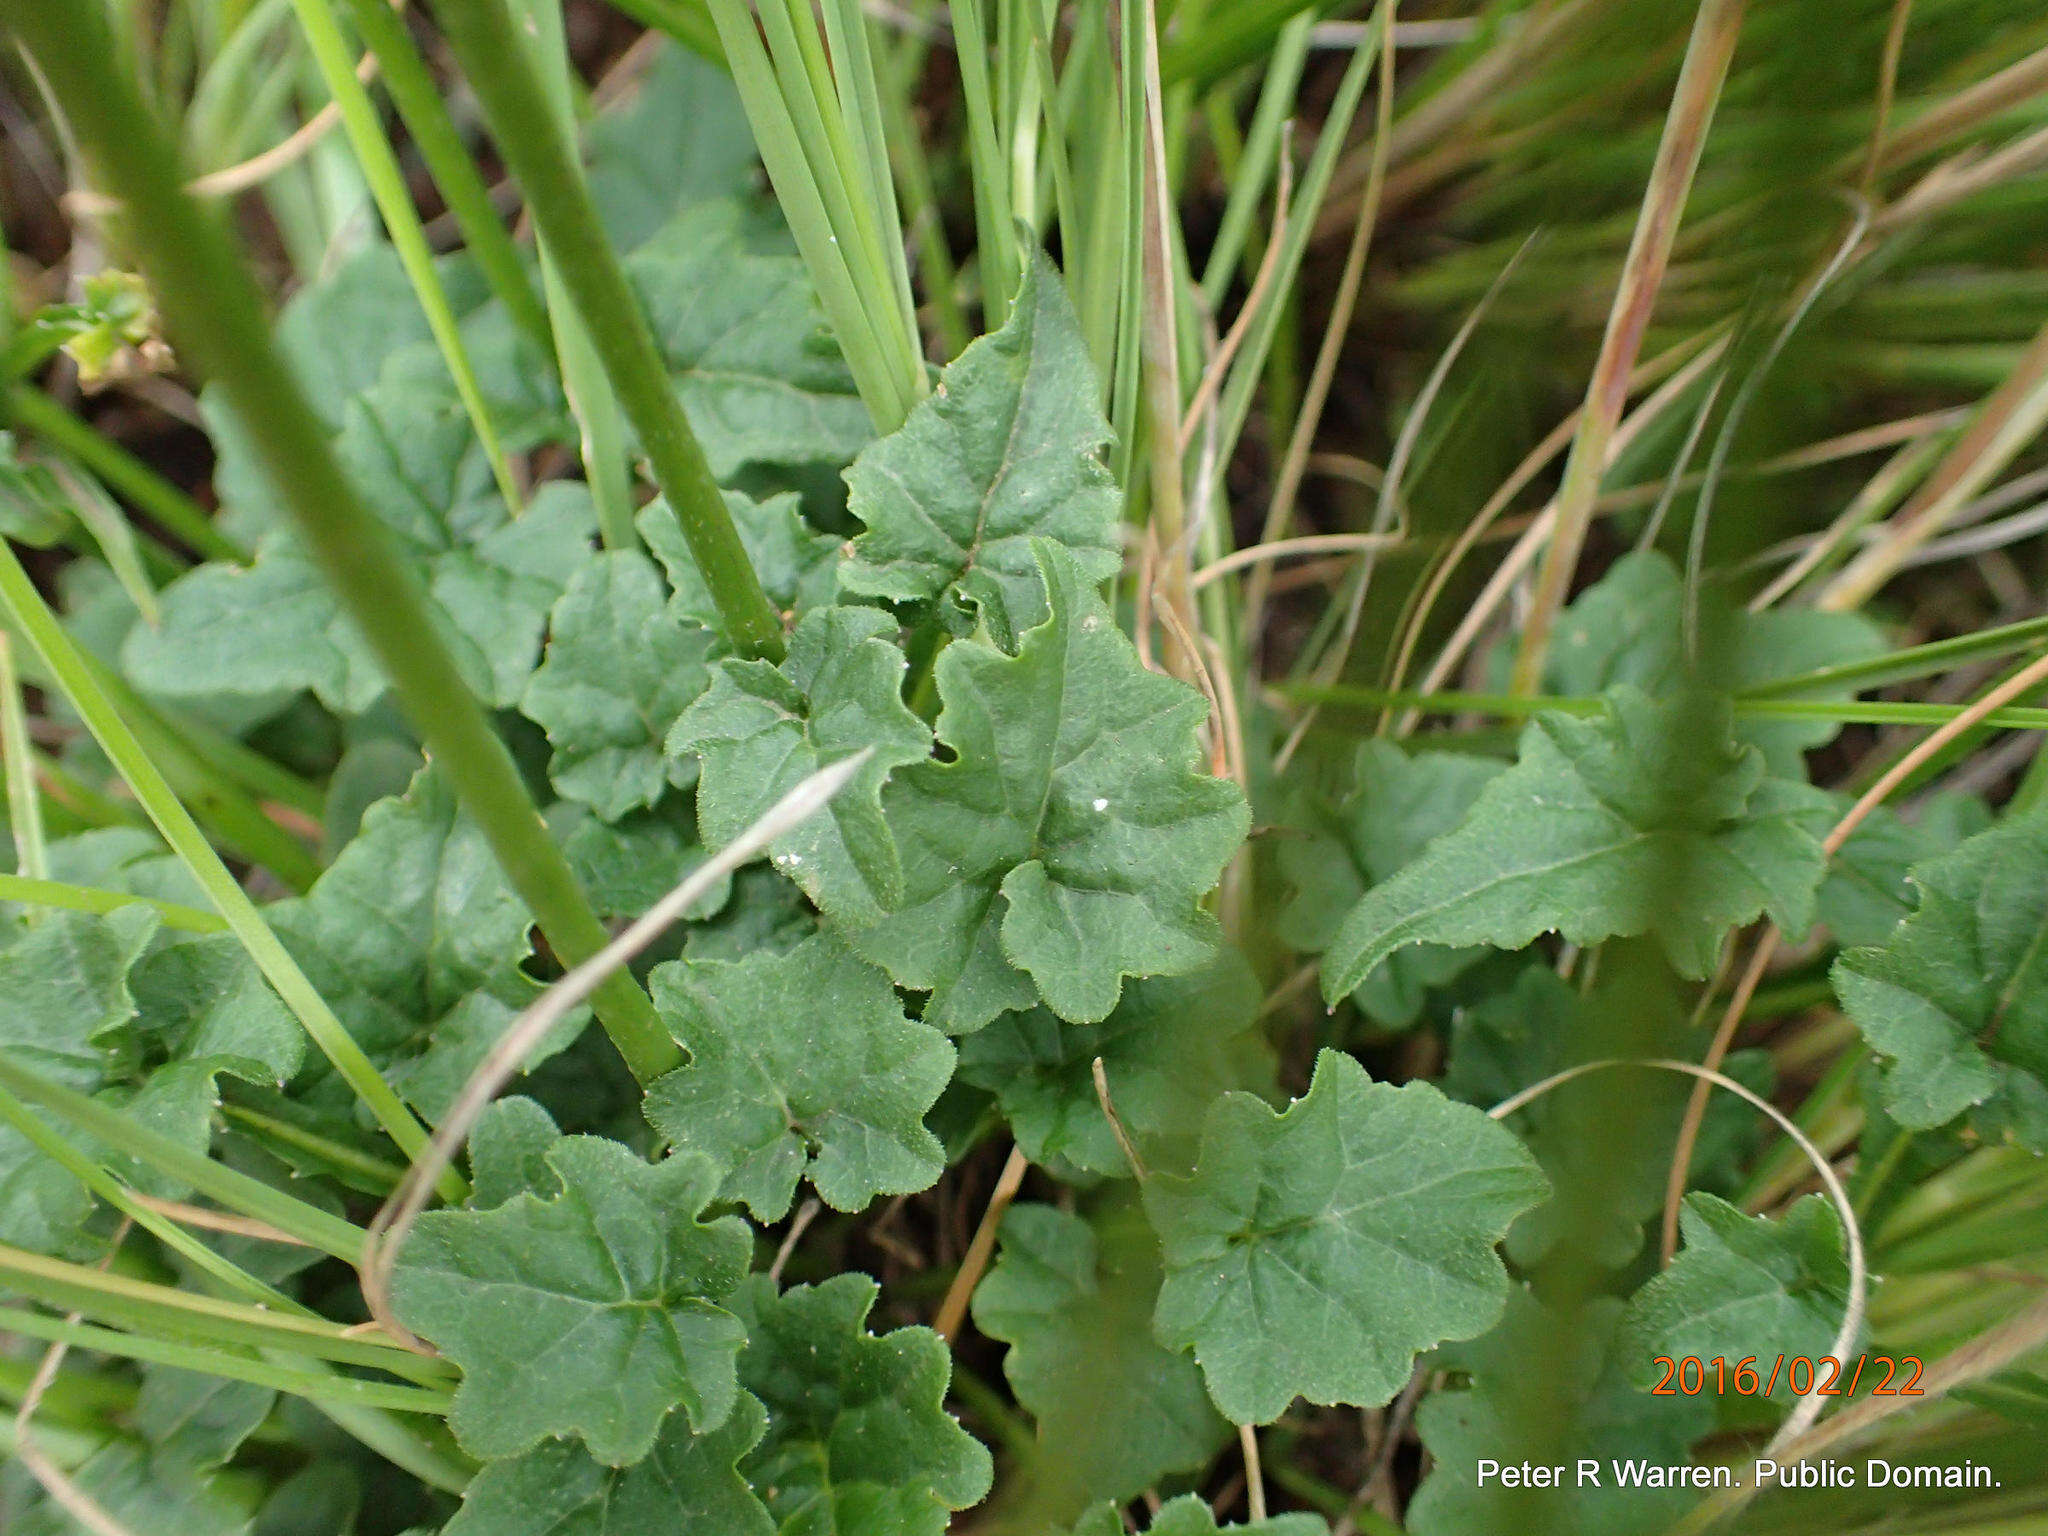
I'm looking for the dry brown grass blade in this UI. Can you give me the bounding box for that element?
[1511,0,1749,694]
[932,1143,1029,1344]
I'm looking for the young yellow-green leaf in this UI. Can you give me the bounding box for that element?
[1618,1194,1851,1404]
[127,387,593,715]
[1547,550,1882,775]
[627,200,871,478]
[670,605,930,924]
[954,951,1271,1179]
[838,253,1121,650]
[848,541,1248,1030]
[1067,1496,1327,1535]
[638,489,841,632]
[445,1390,774,1536]
[644,931,953,1220]
[1144,1050,1547,1425]
[523,549,719,820]
[1279,740,1503,1025]
[1833,803,2048,1147]
[973,1203,1228,1507]
[1409,1292,1712,1536]
[390,1136,751,1466]
[734,1274,993,1535]
[1322,689,1834,1004]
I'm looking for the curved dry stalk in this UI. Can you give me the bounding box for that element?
[1179,135,1293,455]
[932,1143,1029,1344]
[360,750,874,1339]
[1658,648,2048,1267]
[1492,1058,1864,1452]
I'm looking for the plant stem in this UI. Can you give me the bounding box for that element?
[425,0,786,659]
[0,633,47,889]
[7,0,682,1083]
[337,0,552,356]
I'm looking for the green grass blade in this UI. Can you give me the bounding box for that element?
[0,871,224,931]
[287,0,525,512]
[0,1053,369,1261]
[9,0,683,1086]
[338,0,552,356]
[426,0,785,664]
[0,634,47,887]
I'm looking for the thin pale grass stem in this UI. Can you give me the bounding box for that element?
[1241,1423,1268,1521]
[360,751,873,1338]
[1244,0,1395,641]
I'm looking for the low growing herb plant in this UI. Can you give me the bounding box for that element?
[1,1,2047,1533]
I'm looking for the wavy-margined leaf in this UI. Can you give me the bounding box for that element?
[838,252,1121,650]
[1618,1194,1851,1404]
[1547,550,1882,775]
[734,1274,993,1535]
[1441,964,1770,1270]
[390,1136,751,1466]
[131,1365,274,1470]
[847,541,1247,1030]
[1833,803,2048,1146]
[973,1203,1228,1508]
[523,548,718,820]
[639,488,841,632]
[0,905,155,1257]
[954,951,1269,1179]
[444,1391,774,1536]
[671,604,930,924]
[128,386,594,715]
[1144,1049,1547,1425]
[628,199,871,478]
[1322,688,1834,1003]
[1409,1293,1711,1536]
[270,767,575,1122]
[644,931,954,1220]
[1068,1496,1327,1535]
[1279,740,1503,1025]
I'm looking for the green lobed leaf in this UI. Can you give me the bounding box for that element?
[1066,1495,1327,1534]
[670,604,930,924]
[734,1273,993,1535]
[1545,549,1883,775]
[847,541,1248,1030]
[523,548,719,820]
[390,1135,752,1466]
[627,199,871,479]
[131,1364,276,1470]
[973,1202,1229,1508]
[644,930,954,1220]
[444,1391,775,1536]
[128,387,594,716]
[1832,801,2048,1147]
[1144,1049,1548,1425]
[1322,688,1834,1002]
[838,251,1122,651]
[270,766,576,1122]
[638,489,841,631]
[1278,739,1503,1025]
[953,950,1271,1179]
[1618,1193,1851,1404]
[1408,1292,1712,1536]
